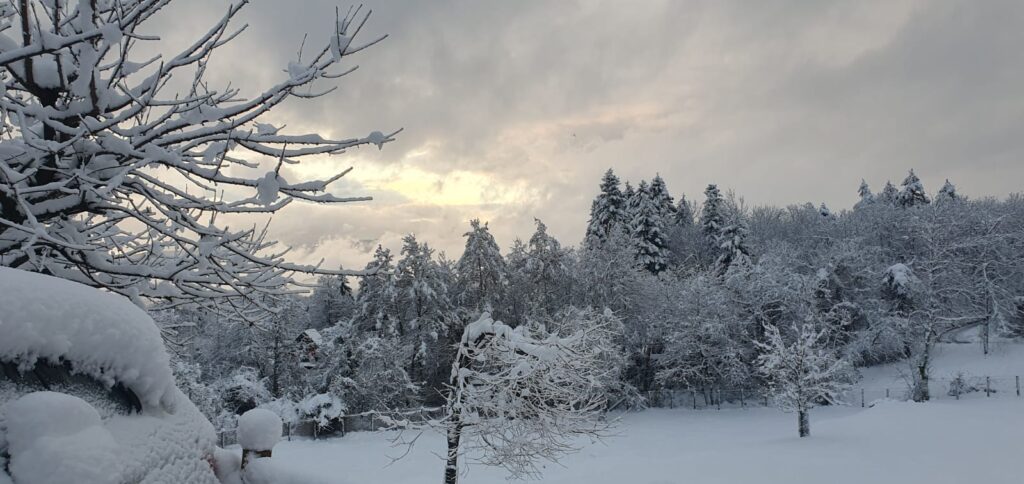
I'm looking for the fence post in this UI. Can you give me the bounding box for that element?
[716,388,721,410]
[885,388,890,399]
[764,393,768,407]
[692,390,697,410]
[861,388,865,408]
[986,377,991,397]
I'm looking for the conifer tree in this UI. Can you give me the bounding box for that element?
[629,182,670,274]
[354,246,400,336]
[585,169,627,247]
[854,180,874,210]
[897,169,930,208]
[935,179,959,204]
[524,219,570,314]
[715,219,752,274]
[675,194,694,226]
[700,184,725,241]
[649,174,677,220]
[455,220,507,312]
[879,181,899,206]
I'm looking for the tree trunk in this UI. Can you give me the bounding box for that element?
[798,410,810,438]
[912,363,930,402]
[444,420,463,484]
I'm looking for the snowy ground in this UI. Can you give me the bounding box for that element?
[265,342,1024,484]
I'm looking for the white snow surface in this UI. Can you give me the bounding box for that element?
[266,342,1024,484]
[238,408,282,451]
[268,399,1023,484]
[0,267,178,411]
[0,268,221,484]
[2,392,122,484]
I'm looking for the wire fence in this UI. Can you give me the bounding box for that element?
[217,406,445,448]
[644,375,1024,410]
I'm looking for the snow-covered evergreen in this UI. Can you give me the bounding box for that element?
[585,169,628,247]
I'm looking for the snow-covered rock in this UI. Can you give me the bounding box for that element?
[238,408,282,451]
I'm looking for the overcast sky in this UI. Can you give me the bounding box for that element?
[162,0,1024,270]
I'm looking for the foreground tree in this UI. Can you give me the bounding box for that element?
[440,312,612,484]
[0,1,398,318]
[757,322,851,438]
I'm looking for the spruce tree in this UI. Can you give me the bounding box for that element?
[455,220,507,312]
[649,174,677,220]
[715,219,752,273]
[354,246,401,336]
[675,194,694,226]
[584,169,627,247]
[897,169,930,208]
[700,184,725,244]
[629,182,670,274]
[935,179,959,204]
[523,219,570,315]
[854,180,874,210]
[879,181,899,206]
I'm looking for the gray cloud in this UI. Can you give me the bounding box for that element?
[159,0,1024,269]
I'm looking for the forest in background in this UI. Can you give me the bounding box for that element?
[161,168,1024,431]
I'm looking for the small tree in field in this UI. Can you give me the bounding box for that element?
[757,322,851,438]
[0,1,398,320]
[440,312,612,484]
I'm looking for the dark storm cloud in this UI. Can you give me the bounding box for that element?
[160,0,1024,269]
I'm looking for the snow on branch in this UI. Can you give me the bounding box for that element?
[0,1,398,319]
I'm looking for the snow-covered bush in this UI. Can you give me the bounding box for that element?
[299,393,346,431]
[217,367,272,415]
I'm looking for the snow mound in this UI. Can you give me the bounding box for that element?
[2,392,123,484]
[238,408,282,451]
[0,267,178,411]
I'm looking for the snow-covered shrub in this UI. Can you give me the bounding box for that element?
[299,393,347,430]
[217,367,272,415]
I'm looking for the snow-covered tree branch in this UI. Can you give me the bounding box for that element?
[439,312,613,484]
[0,0,398,318]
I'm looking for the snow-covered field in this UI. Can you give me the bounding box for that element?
[265,342,1024,484]
[269,399,1022,484]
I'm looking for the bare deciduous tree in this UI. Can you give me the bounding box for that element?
[0,0,398,320]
